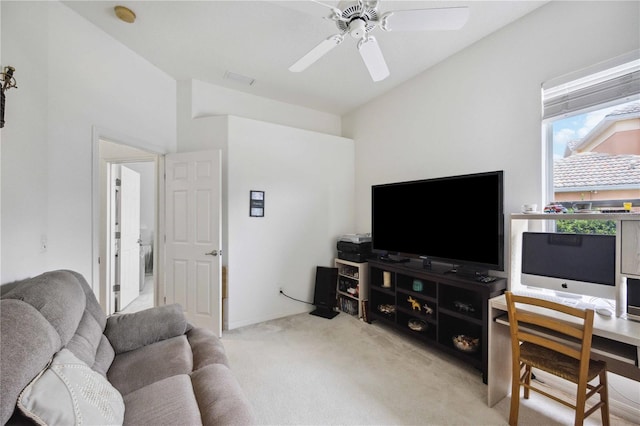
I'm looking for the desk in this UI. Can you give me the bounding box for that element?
[487,294,640,407]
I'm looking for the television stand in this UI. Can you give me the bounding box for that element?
[367,259,506,383]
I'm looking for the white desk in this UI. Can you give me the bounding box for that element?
[487,294,640,407]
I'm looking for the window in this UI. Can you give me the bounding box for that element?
[542,53,640,233]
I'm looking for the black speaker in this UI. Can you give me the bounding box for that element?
[627,277,640,320]
[310,266,339,319]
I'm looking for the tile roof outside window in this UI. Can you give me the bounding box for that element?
[554,153,640,189]
[554,101,640,194]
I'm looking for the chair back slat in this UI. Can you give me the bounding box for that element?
[515,310,585,341]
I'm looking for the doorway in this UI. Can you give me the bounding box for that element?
[98,139,160,315]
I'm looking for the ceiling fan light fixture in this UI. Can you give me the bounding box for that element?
[349,18,367,38]
[114,6,136,24]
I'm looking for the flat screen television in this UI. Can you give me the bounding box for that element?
[521,232,616,300]
[371,170,504,275]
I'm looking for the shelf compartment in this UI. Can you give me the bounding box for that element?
[438,307,482,326]
[370,286,395,297]
[370,267,395,291]
[439,286,483,321]
[397,274,437,299]
[438,313,483,362]
[370,289,396,321]
[338,295,359,316]
[397,310,436,341]
[369,311,396,327]
[338,263,360,279]
[338,275,360,298]
[396,291,436,323]
[397,305,436,325]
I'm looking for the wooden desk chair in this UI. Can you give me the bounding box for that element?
[504,291,610,426]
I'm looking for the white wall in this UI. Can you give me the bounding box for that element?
[342,1,640,419]
[1,1,49,282]
[226,116,354,328]
[1,1,176,284]
[190,79,342,136]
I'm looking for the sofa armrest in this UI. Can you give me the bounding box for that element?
[104,304,188,354]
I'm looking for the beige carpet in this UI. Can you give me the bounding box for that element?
[222,312,634,426]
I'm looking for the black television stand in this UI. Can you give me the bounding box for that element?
[367,259,506,383]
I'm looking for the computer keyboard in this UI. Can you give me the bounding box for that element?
[511,289,596,310]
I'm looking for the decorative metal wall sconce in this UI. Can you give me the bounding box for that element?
[1,66,18,129]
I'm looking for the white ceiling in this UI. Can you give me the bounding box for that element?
[63,0,548,115]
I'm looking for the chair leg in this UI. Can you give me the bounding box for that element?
[524,365,531,400]
[509,363,523,426]
[599,370,610,426]
[574,380,587,426]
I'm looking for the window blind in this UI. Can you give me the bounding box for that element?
[542,55,640,120]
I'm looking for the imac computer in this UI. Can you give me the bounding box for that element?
[520,232,616,302]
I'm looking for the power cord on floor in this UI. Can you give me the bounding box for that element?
[279,289,313,305]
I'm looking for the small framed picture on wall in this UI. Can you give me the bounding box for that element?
[250,190,265,217]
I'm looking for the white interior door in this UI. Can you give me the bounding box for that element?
[165,150,222,335]
[119,165,141,310]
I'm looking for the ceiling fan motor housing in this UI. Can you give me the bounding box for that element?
[337,3,378,38]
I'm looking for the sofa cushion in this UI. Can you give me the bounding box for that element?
[122,375,202,426]
[17,349,124,426]
[104,303,188,354]
[191,364,256,426]
[1,270,110,374]
[108,335,193,395]
[0,300,62,425]
[66,309,110,369]
[187,327,230,370]
[1,270,87,346]
[93,335,116,377]
[66,270,107,331]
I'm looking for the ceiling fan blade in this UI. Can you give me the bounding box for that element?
[309,0,346,22]
[289,34,344,72]
[309,0,340,14]
[380,7,470,32]
[357,36,389,82]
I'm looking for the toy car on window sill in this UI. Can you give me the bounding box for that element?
[543,203,568,213]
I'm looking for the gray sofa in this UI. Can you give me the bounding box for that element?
[0,269,255,425]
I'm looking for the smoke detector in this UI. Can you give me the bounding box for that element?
[114,6,136,24]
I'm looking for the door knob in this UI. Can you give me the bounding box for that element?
[205,250,219,256]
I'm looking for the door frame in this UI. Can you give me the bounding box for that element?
[91,126,166,314]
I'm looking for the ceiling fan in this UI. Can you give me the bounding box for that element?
[289,0,470,82]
